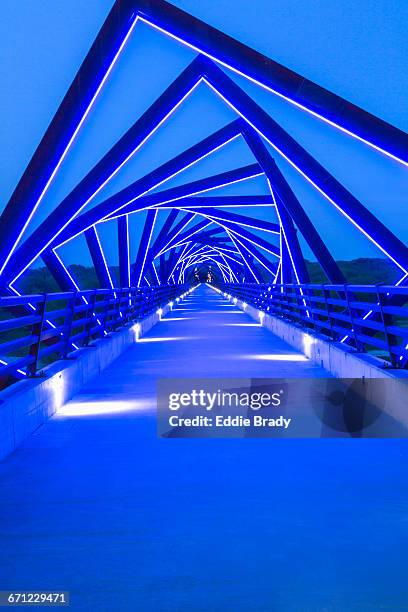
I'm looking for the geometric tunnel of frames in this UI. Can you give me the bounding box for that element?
[0,0,407,302]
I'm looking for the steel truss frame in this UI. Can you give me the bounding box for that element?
[0,0,406,303]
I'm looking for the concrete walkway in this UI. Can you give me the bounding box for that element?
[0,285,407,610]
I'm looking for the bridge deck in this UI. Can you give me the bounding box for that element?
[0,285,406,610]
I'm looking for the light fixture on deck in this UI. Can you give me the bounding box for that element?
[57,399,153,417]
[132,322,141,341]
[51,373,65,411]
[302,333,315,358]
[246,353,308,362]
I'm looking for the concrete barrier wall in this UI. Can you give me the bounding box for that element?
[0,304,172,461]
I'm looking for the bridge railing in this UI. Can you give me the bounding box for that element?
[0,284,189,384]
[217,282,408,369]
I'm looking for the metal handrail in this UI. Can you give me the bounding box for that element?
[0,284,190,386]
[217,282,408,369]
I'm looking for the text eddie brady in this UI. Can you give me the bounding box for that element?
[168,413,291,429]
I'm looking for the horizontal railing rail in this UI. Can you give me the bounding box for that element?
[0,284,190,386]
[216,282,408,369]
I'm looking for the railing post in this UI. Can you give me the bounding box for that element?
[376,285,395,366]
[304,285,316,331]
[102,289,113,334]
[129,288,136,319]
[62,292,77,357]
[322,284,335,340]
[135,287,143,320]
[113,288,123,329]
[84,289,97,346]
[27,294,47,376]
[284,285,295,322]
[344,284,363,351]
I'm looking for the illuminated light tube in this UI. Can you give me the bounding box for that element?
[204,78,408,275]
[259,311,265,323]
[8,78,206,286]
[155,214,197,257]
[0,357,27,377]
[119,170,264,215]
[45,132,242,263]
[8,19,408,293]
[93,226,115,290]
[0,14,140,276]
[52,250,105,331]
[140,17,408,169]
[56,133,241,253]
[268,179,309,316]
[341,271,408,345]
[10,260,87,351]
[136,209,158,288]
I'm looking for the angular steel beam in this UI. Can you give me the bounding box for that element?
[117,215,131,287]
[0,3,139,275]
[41,250,79,292]
[226,230,263,283]
[85,226,114,289]
[153,195,274,209]
[150,209,179,254]
[241,130,310,283]
[136,0,408,165]
[199,216,280,258]
[200,60,408,273]
[2,0,407,283]
[48,122,242,252]
[105,163,263,218]
[133,209,158,287]
[153,212,196,256]
[232,234,278,278]
[280,233,292,283]
[160,219,213,253]
[1,57,205,286]
[180,207,280,234]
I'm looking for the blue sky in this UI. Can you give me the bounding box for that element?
[1,0,407,272]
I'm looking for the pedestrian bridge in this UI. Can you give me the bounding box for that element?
[1,0,408,606]
[1,0,407,435]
